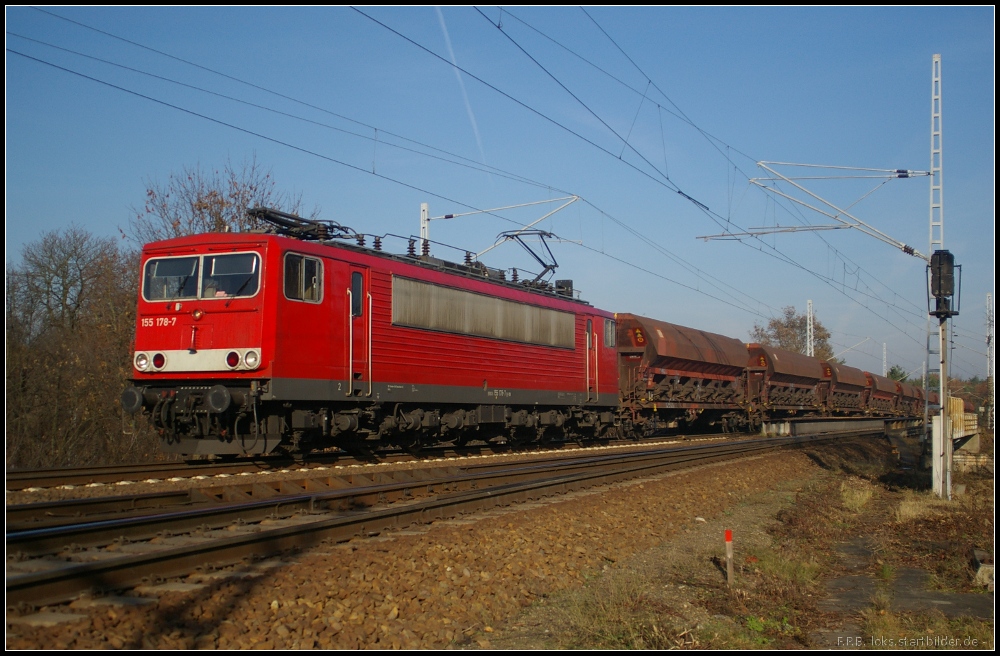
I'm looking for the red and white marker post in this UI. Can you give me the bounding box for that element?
[725,529,734,586]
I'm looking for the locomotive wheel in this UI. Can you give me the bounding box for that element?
[505,427,534,448]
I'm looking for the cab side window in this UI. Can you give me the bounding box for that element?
[351,272,363,316]
[604,319,616,348]
[284,254,322,302]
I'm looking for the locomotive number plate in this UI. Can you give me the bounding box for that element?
[141,317,178,327]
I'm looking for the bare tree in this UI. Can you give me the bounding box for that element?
[750,305,838,362]
[125,154,311,244]
[17,227,112,333]
[6,228,159,469]
[9,155,313,469]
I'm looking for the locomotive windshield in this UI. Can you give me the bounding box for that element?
[202,253,259,298]
[142,252,260,301]
[144,256,199,300]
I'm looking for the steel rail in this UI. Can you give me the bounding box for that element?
[6,437,738,530]
[6,459,292,491]
[7,490,197,532]
[6,432,869,606]
[4,448,438,490]
[4,434,741,491]
[6,434,766,538]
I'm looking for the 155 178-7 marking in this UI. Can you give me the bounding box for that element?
[141,317,178,327]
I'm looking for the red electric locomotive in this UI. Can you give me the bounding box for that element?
[121,209,619,455]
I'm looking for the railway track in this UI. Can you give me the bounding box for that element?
[5,451,402,491]
[4,433,735,492]
[6,430,882,607]
[6,433,729,531]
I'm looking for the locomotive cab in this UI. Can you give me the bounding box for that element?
[123,237,275,455]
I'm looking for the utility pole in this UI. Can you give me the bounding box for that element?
[807,300,814,357]
[987,293,995,432]
[417,196,579,258]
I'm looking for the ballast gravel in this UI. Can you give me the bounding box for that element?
[6,449,820,649]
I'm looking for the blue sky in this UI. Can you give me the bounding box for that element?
[6,6,994,381]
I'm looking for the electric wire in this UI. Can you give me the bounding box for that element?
[6,46,771,320]
[6,31,560,193]
[35,0,782,304]
[31,5,914,332]
[16,12,782,318]
[575,7,932,327]
[6,48,524,231]
[19,8,945,351]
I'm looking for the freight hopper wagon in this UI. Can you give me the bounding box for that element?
[122,210,619,455]
[615,314,752,433]
[864,372,901,415]
[745,343,825,421]
[819,360,868,415]
[896,382,923,417]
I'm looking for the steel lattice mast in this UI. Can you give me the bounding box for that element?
[926,54,952,499]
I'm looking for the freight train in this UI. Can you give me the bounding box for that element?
[121,208,931,456]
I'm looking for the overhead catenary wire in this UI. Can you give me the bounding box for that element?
[6,46,772,321]
[5,30,556,192]
[572,8,933,328]
[6,48,523,230]
[11,12,788,320]
[486,7,932,343]
[15,7,936,354]
[32,5,923,336]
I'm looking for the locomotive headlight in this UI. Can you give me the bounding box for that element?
[226,351,241,369]
[134,353,150,371]
[152,353,166,370]
[244,350,260,369]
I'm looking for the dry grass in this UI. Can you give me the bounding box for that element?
[859,588,901,637]
[890,471,994,594]
[698,543,824,647]
[860,577,995,650]
[745,547,822,587]
[551,569,680,649]
[895,490,952,523]
[861,600,994,650]
[489,440,991,650]
[840,476,875,512]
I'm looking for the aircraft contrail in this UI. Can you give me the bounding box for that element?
[436,7,490,175]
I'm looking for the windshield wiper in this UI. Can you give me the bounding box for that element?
[225,275,255,308]
[174,275,192,298]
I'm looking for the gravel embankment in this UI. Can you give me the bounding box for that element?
[6,448,820,649]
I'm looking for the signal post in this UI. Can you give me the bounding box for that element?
[929,250,960,499]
